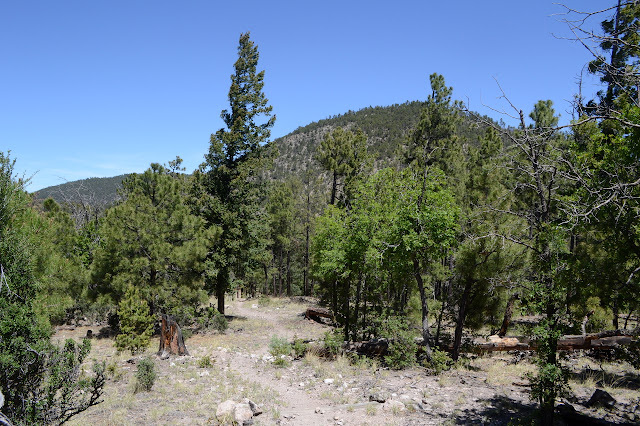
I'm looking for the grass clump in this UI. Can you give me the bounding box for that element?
[134,357,157,392]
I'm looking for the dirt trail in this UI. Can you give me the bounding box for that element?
[219,299,400,425]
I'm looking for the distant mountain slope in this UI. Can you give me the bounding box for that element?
[31,101,499,207]
[270,100,497,180]
[32,175,129,206]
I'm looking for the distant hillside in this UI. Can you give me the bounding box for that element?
[31,102,500,208]
[270,100,498,180]
[32,175,129,206]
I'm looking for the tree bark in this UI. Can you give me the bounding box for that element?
[413,256,432,358]
[498,293,519,337]
[452,279,473,361]
[158,314,189,356]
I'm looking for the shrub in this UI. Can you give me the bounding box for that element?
[378,316,417,370]
[198,355,213,368]
[269,335,292,357]
[212,311,228,333]
[292,336,308,359]
[198,306,228,333]
[323,328,344,357]
[135,357,156,392]
[424,348,453,374]
[115,285,155,355]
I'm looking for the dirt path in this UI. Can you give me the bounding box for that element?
[62,298,639,425]
[219,299,400,425]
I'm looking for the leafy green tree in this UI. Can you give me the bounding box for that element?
[92,163,215,318]
[198,32,275,314]
[115,285,155,355]
[0,152,104,424]
[312,168,459,345]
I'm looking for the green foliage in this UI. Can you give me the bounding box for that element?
[134,357,157,393]
[198,306,228,333]
[375,315,418,370]
[422,348,453,375]
[198,32,274,313]
[322,329,344,357]
[115,285,154,355]
[269,335,292,367]
[197,355,213,368]
[0,152,104,424]
[292,336,308,359]
[269,335,292,357]
[92,163,215,314]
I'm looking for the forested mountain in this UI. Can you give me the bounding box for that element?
[31,102,498,203]
[32,174,128,206]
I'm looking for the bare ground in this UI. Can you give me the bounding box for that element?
[60,298,640,425]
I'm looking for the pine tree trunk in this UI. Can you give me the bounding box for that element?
[452,279,473,361]
[158,314,189,357]
[498,293,519,337]
[413,256,432,359]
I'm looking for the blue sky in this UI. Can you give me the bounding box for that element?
[2,0,608,191]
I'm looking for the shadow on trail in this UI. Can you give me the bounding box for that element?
[450,395,536,425]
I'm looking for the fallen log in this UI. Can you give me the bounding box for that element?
[474,330,637,352]
[305,307,333,323]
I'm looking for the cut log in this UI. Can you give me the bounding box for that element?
[472,331,637,352]
[305,307,333,323]
[157,314,189,357]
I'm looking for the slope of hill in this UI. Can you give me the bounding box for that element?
[32,175,129,207]
[31,102,500,206]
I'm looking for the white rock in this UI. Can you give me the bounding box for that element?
[251,304,258,309]
[324,378,334,384]
[234,402,253,423]
[299,382,305,387]
[382,400,406,412]
[216,400,237,421]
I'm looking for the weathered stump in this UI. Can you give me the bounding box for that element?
[157,314,189,357]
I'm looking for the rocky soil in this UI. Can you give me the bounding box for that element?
[61,298,639,425]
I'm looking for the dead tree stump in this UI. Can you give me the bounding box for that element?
[157,314,189,357]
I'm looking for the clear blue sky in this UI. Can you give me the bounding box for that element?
[2,0,607,191]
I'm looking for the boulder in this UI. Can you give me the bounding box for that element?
[217,399,260,424]
[233,403,253,423]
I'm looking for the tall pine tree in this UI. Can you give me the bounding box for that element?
[198,32,275,314]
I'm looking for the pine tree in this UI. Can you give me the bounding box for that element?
[199,32,275,314]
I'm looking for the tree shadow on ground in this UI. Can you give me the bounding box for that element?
[572,367,640,390]
[450,395,537,425]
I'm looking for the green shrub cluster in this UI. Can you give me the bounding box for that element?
[135,357,156,392]
[115,285,155,355]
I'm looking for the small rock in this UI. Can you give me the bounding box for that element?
[369,394,386,403]
[243,398,262,416]
[251,304,258,309]
[324,378,334,384]
[333,415,339,420]
[382,400,406,412]
[299,382,305,387]
[315,407,323,414]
